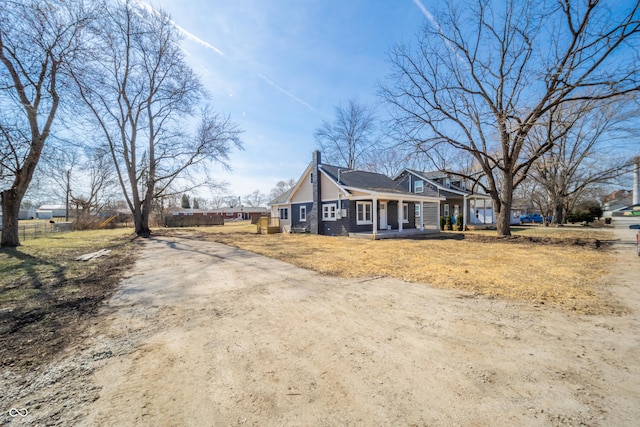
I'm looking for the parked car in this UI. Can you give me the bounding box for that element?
[519,213,543,224]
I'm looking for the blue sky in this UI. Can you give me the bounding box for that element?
[145,0,432,199]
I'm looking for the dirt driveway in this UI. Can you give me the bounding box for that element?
[4,227,640,426]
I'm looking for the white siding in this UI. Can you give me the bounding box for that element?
[320,173,343,201]
[291,170,313,203]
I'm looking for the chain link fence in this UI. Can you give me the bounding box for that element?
[13,221,74,241]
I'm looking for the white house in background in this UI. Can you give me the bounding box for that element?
[19,207,37,220]
[37,204,67,219]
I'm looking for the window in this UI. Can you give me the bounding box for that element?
[461,181,466,191]
[310,172,313,183]
[300,206,307,222]
[322,203,337,221]
[444,204,450,217]
[279,208,288,220]
[415,203,421,218]
[445,177,451,188]
[356,201,372,224]
[402,203,409,223]
[414,180,424,193]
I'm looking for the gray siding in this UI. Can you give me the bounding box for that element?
[290,202,313,232]
[348,200,373,233]
[320,199,349,236]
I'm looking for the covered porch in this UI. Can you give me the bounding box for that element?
[347,192,442,239]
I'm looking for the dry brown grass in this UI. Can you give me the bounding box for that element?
[175,221,620,315]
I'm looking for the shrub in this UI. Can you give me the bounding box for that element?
[456,214,464,231]
[440,216,446,230]
[566,211,596,224]
[567,201,603,223]
[445,215,453,230]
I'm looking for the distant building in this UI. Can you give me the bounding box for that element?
[603,190,632,212]
[37,204,68,218]
[211,207,268,221]
[19,207,37,220]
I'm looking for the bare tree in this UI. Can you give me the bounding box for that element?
[243,190,266,208]
[268,179,296,201]
[382,0,640,236]
[0,0,89,247]
[210,193,230,209]
[40,143,117,218]
[314,99,379,169]
[527,98,637,224]
[72,0,242,237]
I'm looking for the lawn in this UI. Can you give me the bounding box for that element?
[196,221,619,315]
[0,228,138,370]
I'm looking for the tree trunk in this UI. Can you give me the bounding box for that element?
[496,201,512,236]
[133,205,151,237]
[495,175,514,236]
[1,189,22,247]
[552,202,565,225]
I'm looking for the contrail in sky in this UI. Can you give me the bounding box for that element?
[172,22,224,56]
[412,0,461,58]
[258,74,320,114]
[132,0,224,56]
[412,0,441,31]
[130,0,316,114]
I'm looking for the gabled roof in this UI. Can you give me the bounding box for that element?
[211,207,268,214]
[417,170,447,180]
[269,158,444,207]
[402,169,489,198]
[268,187,293,206]
[321,164,441,199]
[38,204,66,210]
[322,165,404,194]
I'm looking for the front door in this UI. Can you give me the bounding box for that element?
[379,201,387,230]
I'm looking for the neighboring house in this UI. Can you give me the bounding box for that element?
[38,204,68,218]
[603,190,633,214]
[171,208,268,221]
[19,207,37,220]
[394,169,495,229]
[268,151,443,238]
[170,209,223,216]
[209,207,268,221]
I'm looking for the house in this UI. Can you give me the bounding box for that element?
[19,207,37,220]
[208,207,268,221]
[394,169,495,229]
[268,151,443,238]
[38,204,68,218]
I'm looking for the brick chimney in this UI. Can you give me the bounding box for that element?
[309,151,322,234]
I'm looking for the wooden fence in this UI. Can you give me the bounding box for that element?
[164,214,224,228]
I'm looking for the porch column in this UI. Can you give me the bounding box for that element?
[398,199,403,232]
[463,195,467,230]
[372,196,378,239]
[420,202,424,230]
